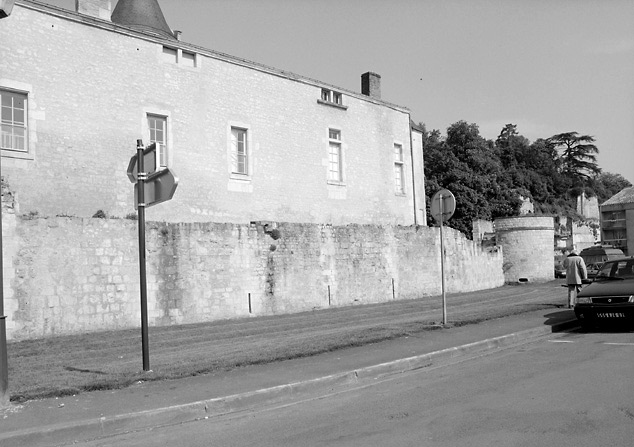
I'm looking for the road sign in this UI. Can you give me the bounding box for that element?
[430,188,455,325]
[430,189,456,223]
[127,142,157,183]
[134,168,179,209]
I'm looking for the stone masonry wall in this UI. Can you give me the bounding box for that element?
[3,214,504,341]
[495,216,554,283]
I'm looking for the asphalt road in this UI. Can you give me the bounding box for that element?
[74,328,634,447]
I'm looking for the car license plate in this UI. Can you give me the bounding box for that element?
[596,312,625,318]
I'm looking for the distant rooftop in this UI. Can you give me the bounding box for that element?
[601,186,634,206]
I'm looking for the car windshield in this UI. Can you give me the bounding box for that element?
[595,260,634,280]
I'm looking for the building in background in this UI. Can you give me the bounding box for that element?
[599,186,634,255]
[576,191,600,221]
[0,0,426,226]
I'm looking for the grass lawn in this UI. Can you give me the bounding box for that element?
[7,282,565,402]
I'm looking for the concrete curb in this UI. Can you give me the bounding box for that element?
[0,319,578,447]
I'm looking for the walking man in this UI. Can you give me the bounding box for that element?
[564,249,588,308]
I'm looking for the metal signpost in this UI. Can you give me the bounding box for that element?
[430,189,456,325]
[0,147,7,408]
[127,140,179,371]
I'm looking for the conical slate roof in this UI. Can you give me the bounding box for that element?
[111,0,175,40]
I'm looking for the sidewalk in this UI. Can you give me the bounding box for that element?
[0,281,578,447]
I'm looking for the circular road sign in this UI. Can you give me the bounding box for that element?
[430,189,456,223]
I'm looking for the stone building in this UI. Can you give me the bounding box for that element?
[599,186,634,255]
[576,191,600,221]
[0,0,426,226]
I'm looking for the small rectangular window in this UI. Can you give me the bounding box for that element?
[181,51,196,67]
[321,89,343,105]
[328,129,342,182]
[605,211,625,221]
[231,127,248,175]
[1,89,28,152]
[162,46,177,63]
[147,114,168,168]
[394,143,404,194]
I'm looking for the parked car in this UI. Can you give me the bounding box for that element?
[554,262,566,278]
[554,254,567,278]
[574,257,634,329]
[579,245,625,278]
[585,262,602,278]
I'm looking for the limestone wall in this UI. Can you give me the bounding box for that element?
[3,214,503,341]
[0,3,423,226]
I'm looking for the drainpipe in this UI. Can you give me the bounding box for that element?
[408,113,418,226]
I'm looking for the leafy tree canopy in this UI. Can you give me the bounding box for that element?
[422,122,631,237]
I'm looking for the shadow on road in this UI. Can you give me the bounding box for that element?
[542,309,576,328]
[544,309,634,333]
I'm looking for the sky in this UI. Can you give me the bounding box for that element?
[46,0,634,183]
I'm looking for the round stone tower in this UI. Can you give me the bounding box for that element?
[495,216,554,283]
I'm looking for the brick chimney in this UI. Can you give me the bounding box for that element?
[361,72,381,99]
[75,0,112,20]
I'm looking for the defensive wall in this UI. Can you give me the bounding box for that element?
[2,204,504,341]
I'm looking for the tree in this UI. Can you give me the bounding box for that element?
[547,132,601,183]
[421,120,622,236]
[424,121,522,236]
[589,172,632,204]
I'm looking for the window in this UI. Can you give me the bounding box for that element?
[181,50,197,67]
[320,89,342,105]
[162,46,198,68]
[162,46,177,63]
[231,127,248,175]
[1,90,27,152]
[328,129,343,182]
[147,114,168,168]
[394,143,404,194]
[604,211,626,222]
